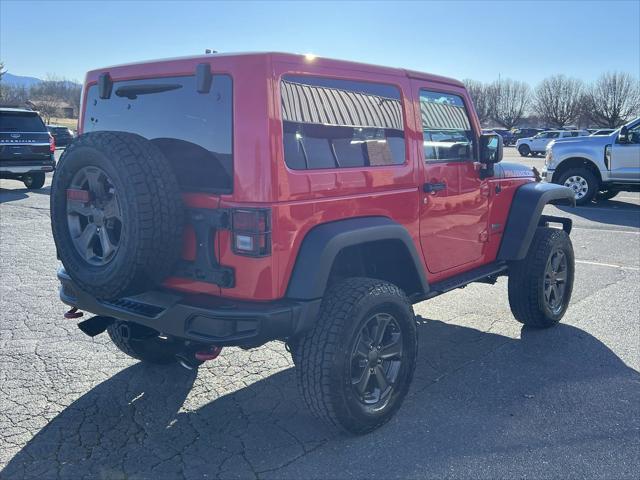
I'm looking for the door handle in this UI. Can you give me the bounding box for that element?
[423,182,446,193]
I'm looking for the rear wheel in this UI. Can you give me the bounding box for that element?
[558,168,599,205]
[23,172,45,189]
[518,145,531,157]
[107,321,178,364]
[294,278,417,434]
[597,189,619,201]
[508,228,575,328]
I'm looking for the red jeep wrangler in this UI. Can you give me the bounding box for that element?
[51,53,576,434]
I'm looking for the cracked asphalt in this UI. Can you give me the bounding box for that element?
[1,148,639,479]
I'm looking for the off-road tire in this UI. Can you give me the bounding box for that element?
[293,278,418,434]
[23,172,45,189]
[50,132,183,300]
[518,145,531,156]
[508,227,574,328]
[557,168,599,206]
[597,189,619,201]
[107,321,177,364]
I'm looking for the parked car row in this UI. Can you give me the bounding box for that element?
[516,129,590,156]
[479,120,638,205]
[485,127,619,147]
[543,117,640,205]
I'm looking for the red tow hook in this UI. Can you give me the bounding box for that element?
[64,307,84,319]
[195,345,223,362]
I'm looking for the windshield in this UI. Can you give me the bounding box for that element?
[0,111,47,132]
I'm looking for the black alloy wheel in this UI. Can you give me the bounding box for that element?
[350,312,403,407]
[543,248,568,315]
[66,166,122,266]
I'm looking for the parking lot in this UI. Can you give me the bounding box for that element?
[1,147,639,479]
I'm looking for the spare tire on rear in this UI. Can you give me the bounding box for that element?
[51,131,183,300]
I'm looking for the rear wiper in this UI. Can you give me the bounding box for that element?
[115,83,182,99]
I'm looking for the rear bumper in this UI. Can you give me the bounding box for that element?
[0,158,55,175]
[58,268,321,346]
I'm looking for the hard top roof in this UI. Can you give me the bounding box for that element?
[86,51,464,87]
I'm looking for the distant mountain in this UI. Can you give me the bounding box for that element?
[1,72,43,88]
[1,73,80,89]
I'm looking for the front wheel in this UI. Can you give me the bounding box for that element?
[23,172,45,189]
[294,278,417,434]
[558,168,599,205]
[518,145,531,157]
[508,227,575,328]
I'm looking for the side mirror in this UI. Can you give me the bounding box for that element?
[479,133,503,164]
[618,126,629,143]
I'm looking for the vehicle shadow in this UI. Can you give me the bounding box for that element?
[556,200,640,229]
[2,319,639,479]
[0,186,51,204]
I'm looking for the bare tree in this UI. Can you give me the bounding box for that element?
[0,84,29,105]
[489,78,531,129]
[30,95,60,123]
[66,84,82,115]
[463,79,492,125]
[534,75,584,127]
[586,72,640,128]
[0,61,5,81]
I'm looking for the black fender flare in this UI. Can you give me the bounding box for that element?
[497,182,575,261]
[286,216,429,300]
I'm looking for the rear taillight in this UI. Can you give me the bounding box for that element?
[231,208,271,257]
[49,134,55,153]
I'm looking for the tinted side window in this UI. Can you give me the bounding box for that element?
[84,75,233,192]
[420,90,473,162]
[280,76,405,170]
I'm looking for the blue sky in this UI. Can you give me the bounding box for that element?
[1,0,639,84]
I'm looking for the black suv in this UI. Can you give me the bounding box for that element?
[511,127,543,144]
[0,108,55,189]
[47,125,75,147]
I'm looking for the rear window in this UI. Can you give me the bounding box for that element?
[83,74,233,192]
[0,111,47,132]
[280,75,405,170]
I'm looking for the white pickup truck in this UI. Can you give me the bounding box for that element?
[516,129,589,157]
[542,118,640,205]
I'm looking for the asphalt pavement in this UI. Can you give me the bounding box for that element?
[0,148,638,479]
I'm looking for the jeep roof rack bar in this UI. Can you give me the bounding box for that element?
[98,73,113,99]
[196,63,212,93]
